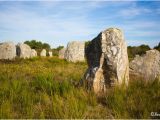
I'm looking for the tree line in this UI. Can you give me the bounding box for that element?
[24,40,160,58]
[24,40,64,56]
[128,43,160,60]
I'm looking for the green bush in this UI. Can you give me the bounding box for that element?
[154,42,160,51]
[24,40,50,50]
[127,44,151,59]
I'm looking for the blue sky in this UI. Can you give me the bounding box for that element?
[0,1,160,48]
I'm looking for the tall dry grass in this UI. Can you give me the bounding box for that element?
[0,57,159,119]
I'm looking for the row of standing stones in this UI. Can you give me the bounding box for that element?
[59,28,160,94]
[0,42,53,60]
[0,28,159,94]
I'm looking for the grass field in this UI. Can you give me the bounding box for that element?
[0,57,159,119]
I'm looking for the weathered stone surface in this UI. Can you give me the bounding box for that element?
[0,42,16,60]
[64,41,85,62]
[49,51,52,57]
[30,49,37,58]
[83,28,129,94]
[40,49,46,57]
[59,48,66,59]
[130,49,160,81]
[16,43,32,59]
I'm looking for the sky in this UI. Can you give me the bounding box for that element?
[0,1,160,48]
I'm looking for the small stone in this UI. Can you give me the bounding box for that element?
[59,48,66,59]
[40,49,46,57]
[30,49,37,57]
[49,51,52,57]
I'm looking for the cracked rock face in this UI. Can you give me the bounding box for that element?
[83,28,129,94]
[64,41,85,62]
[40,49,46,57]
[59,48,66,59]
[130,49,160,81]
[0,42,16,60]
[16,43,32,59]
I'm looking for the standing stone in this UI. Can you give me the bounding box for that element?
[30,49,37,58]
[16,43,32,59]
[64,41,85,62]
[0,42,16,60]
[59,48,66,59]
[83,28,129,94]
[130,49,160,81]
[40,49,46,57]
[49,51,52,57]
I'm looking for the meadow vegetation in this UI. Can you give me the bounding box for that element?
[0,57,159,119]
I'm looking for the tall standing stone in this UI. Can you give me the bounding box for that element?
[0,42,16,60]
[40,49,46,57]
[83,28,129,94]
[64,41,85,62]
[16,43,32,59]
[30,49,37,58]
[49,51,52,57]
[130,49,160,81]
[59,48,66,59]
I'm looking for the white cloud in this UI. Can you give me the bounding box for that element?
[119,7,152,17]
[0,1,159,48]
[0,2,96,47]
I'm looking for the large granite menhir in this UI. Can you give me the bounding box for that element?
[130,49,160,81]
[64,41,85,62]
[83,28,129,94]
[0,42,16,60]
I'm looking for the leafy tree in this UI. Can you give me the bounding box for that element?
[51,46,64,56]
[127,44,151,59]
[43,43,51,50]
[24,40,51,56]
[56,46,64,51]
[85,41,91,48]
[154,42,160,51]
[24,40,50,50]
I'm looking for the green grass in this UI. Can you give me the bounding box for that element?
[0,57,159,119]
[105,79,160,119]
